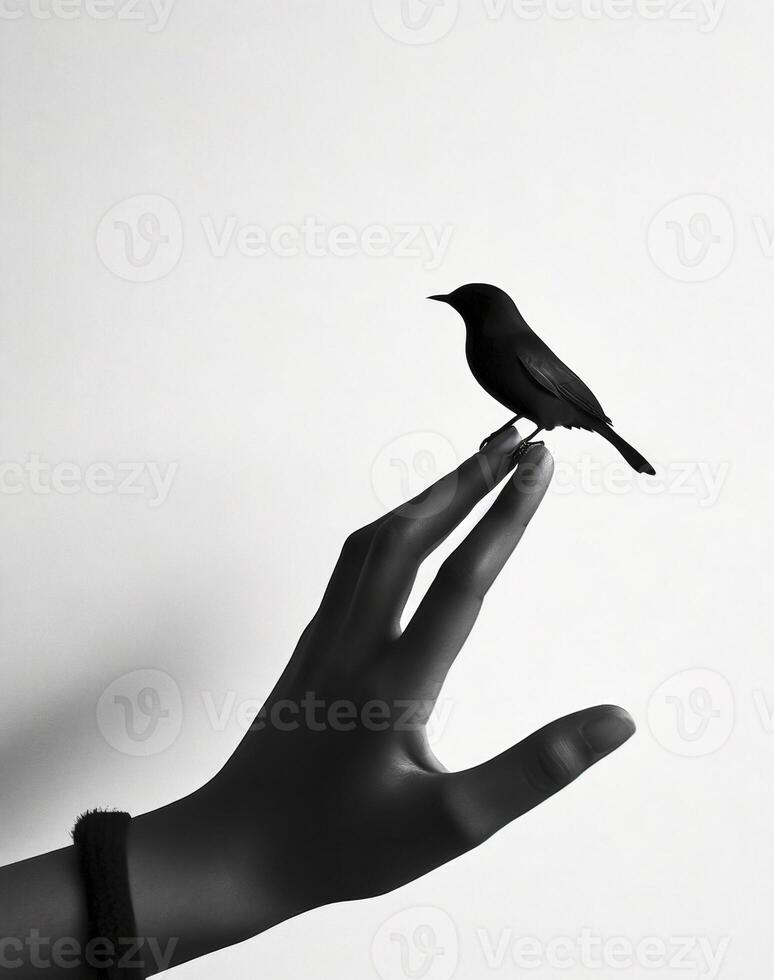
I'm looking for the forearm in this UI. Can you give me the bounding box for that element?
[0,844,91,977]
[0,789,283,977]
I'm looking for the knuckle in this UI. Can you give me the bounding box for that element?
[436,559,485,604]
[370,518,408,558]
[342,524,375,558]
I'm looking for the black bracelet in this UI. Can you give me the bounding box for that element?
[71,809,146,979]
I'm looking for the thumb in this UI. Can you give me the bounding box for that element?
[444,705,635,846]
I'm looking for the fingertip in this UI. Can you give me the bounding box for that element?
[518,442,553,468]
[510,444,554,495]
[580,705,636,757]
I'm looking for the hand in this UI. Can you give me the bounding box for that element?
[129,427,635,970]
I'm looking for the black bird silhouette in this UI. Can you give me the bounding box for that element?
[430,283,655,475]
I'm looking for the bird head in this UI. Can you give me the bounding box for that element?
[428,283,518,331]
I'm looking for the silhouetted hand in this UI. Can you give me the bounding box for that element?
[129,427,635,969]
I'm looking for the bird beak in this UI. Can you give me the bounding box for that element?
[427,294,450,303]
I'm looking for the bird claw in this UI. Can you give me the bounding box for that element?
[512,439,545,462]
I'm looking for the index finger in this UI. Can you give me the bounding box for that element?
[398,443,553,691]
[393,425,523,558]
[345,427,523,638]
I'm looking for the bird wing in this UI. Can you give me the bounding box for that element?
[517,350,613,425]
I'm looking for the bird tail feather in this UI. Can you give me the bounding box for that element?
[591,422,656,476]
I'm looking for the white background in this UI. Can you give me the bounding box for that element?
[1,1,772,978]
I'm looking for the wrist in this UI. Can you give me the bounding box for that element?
[126,789,280,974]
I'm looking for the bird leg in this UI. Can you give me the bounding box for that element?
[512,427,545,462]
[479,415,522,451]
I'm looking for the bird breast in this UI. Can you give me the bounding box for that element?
[465,334,569,428]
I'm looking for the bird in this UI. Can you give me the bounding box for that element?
[429,283,655,475]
